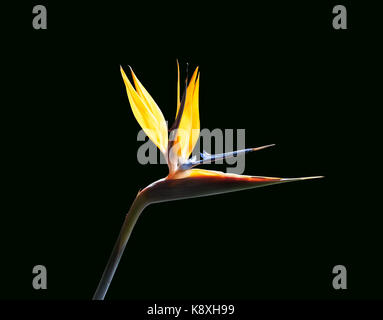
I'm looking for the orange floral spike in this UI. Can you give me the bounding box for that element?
[176,59,181,117]
[93,63,323,300]
[120,66,168,155]
[174,66,200,161]
[188,71,200,157]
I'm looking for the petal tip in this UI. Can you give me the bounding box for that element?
[252,144,276,152]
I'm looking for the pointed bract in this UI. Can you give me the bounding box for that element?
[141,169,323,203]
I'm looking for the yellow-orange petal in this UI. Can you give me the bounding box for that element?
[176,60,180,117]
[189,72,200,153]
[174,67,200,161]
[120,66,168,154]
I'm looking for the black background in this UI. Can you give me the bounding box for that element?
[2,1,381,301]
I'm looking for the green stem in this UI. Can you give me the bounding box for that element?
[92,191,148,300]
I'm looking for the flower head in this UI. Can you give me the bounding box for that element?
[120,63,322,203]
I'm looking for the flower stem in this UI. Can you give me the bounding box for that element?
[92,191,148,300]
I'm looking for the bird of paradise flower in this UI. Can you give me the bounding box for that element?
[92,62,322,300]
